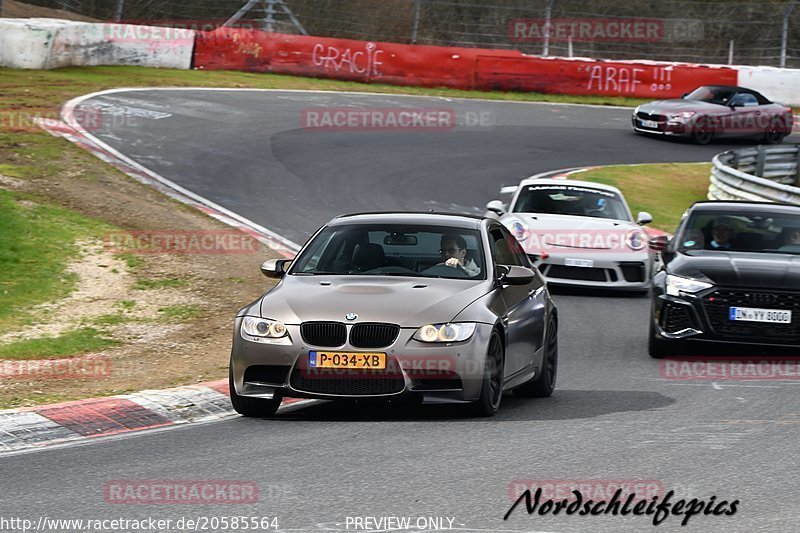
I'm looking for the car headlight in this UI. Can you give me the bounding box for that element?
[626,229,647,251]
[241,316,288,338]
[666,274,713,297]
[507,219,529,242]
[668,111,696,121]
[413,322,477,343]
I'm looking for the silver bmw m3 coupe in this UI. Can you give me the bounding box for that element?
[230,212,557,417]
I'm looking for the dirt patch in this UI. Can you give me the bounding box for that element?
[0,135,280,409]
[2,0,100,21]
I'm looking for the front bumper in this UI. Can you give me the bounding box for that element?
[231,319,495,402]
[653,288,800,348]
[632,115,691,137]
[530,251,653,290]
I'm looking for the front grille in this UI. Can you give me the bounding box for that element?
[290,357,405,395]
[637,111,666,121]
[703,290,800,340]
[350,323,400,348]
[545,264,609,282]
[620,262,645,283]
[243,365,290,385]
[301,322,346,347]
[663,302,695,334]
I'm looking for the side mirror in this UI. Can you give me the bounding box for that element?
[486,200,506,216]
[261,258,292,278]
[730,100,745,108]
[496,265,536,285]
[648,236,670,252]
[637,211,653,225]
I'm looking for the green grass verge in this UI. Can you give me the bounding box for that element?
[0,327,119,360]
[577,163,713,232]
[0,189,113,333]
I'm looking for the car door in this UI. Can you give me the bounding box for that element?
[725,93,761,137]
[489,225,546,377]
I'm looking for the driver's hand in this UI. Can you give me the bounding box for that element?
[445,258,463,268]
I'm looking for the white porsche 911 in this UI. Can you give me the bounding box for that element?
[486,178,657,290]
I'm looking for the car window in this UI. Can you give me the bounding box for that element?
[685,86,737,105]
[680,211,800,254]
[289,223,486,279]
[512,184,631,221]
[730,93,759,107]
[490,227,524,266]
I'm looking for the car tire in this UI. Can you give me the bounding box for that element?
[691,117,714,145]
[762,122,786,145]
[229,362,282,417]
[514,315,558,398]
[468,329,504,417]
[648,321,679,359]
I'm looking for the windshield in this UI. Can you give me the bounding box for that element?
[512,184,631,221]
[289,224,486,279]
[684,86,737,105]
[676,211,800,255]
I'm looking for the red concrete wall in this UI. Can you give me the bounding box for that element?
[193,29,738,98]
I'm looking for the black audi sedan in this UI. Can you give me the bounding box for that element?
[648,201,800,357]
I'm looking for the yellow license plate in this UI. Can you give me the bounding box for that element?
[309,351,386,369]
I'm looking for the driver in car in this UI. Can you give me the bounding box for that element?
[708,218,737,250]
[440,234,481,276]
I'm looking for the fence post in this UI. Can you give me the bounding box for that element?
[543,0,554,56]
[755,146,766,177]
[781,1,797,67]
[114,0,124,22]
[411,0,421,44]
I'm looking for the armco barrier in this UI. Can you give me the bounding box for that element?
[193,29,738,99]
[0,18,194,69]
[708,145,800,205]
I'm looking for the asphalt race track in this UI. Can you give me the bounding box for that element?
[4,90,800,532]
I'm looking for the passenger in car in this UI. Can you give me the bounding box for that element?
[440,234,481,276]
[778,227,800,247]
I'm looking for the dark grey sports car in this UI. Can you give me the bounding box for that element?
[633,85,794,145]
[648,201,800,357]
[230,212,558,417]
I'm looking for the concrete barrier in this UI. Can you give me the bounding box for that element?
[193,29,738,99]
[0,18,195,69]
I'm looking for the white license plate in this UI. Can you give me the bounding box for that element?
[639,119,659,129]
[565,258,594,268]
[729,307,792,324]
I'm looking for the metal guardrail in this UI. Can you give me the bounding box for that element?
[708,144,800,206]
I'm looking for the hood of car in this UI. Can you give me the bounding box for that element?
[638,99,723,114]
[509,213,641,250]
[259,275,490,327]
[668,250,800,289]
